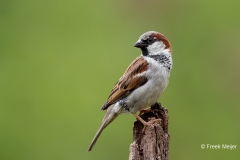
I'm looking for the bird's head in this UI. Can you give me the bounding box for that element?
[134,31,172,56]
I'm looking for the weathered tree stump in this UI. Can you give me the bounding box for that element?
[129,102,170,160]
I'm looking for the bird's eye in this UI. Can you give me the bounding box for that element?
[148,37,154,43]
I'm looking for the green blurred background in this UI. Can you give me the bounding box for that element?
[1,0,240,159]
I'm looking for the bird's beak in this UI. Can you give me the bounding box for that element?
[134,41,147,48]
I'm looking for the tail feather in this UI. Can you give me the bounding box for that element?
[88,121,107,151]
[88,105,121,151]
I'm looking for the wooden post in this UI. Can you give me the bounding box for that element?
[129,103,170,160]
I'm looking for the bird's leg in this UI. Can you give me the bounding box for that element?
[133,114,161,132]
[138,108,151,116]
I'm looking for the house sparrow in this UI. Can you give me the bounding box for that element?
[88,31,172,151]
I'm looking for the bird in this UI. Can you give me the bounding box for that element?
[88,31,173,151]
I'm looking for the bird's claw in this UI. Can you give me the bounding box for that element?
[142,118,161,133]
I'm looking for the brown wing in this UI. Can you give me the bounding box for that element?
[101,56,148,110]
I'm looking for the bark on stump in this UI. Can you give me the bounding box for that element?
[129,102,170,160]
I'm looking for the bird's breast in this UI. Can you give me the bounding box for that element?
[124,62,170,113]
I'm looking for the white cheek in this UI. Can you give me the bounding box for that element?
[147,41,165,54]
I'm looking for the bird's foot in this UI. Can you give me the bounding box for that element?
[133,114,161,133]
[142,119,161,132]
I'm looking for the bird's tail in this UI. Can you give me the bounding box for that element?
[88,105,121,151]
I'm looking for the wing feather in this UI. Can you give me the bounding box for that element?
[101,56,148,110]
